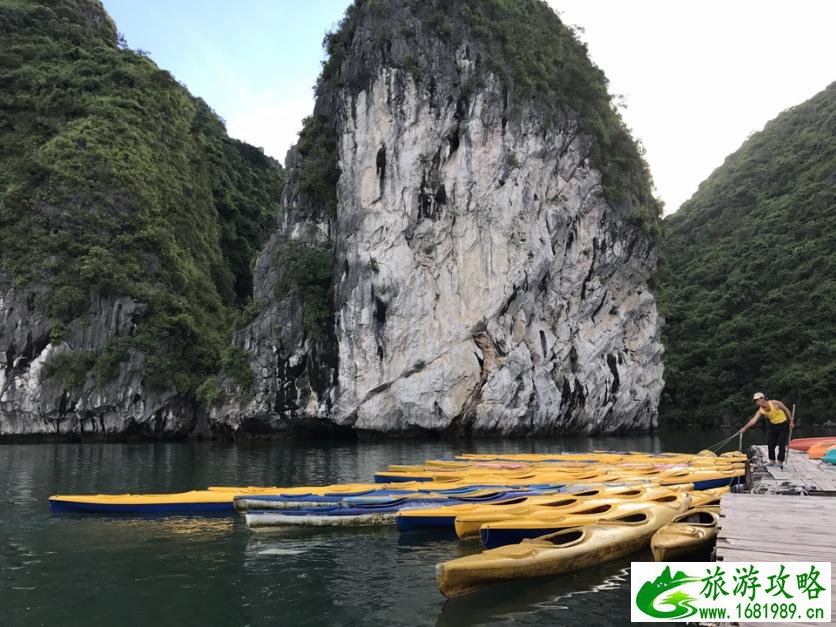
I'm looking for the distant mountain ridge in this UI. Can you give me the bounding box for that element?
[658,83,835,423]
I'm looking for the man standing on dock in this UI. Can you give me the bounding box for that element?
[741,392,794,468]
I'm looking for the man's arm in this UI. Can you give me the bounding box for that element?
[741,411,761,432]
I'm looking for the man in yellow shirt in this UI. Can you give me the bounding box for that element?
[741,392,794,468]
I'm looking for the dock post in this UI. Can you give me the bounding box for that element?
[738,431,743,452]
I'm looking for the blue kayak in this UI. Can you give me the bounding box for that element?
[245,499,438,528]
[236,487,567,511]
[692,476,743,490]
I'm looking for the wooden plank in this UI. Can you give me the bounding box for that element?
[718,507,829,518]
[719,495,836,510]
[716,538,830,555]
[718,508,828,519]
[722,507,832,517]
[719,496,826,506]
[747,446,836,492]
[718,543,836,557]
[716,493,836,580]
[718,522,835,534]
[720,548,836,560]
[719,516,831,526]
[718,549,833,562]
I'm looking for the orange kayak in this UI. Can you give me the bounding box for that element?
[789,437,836,452]
[808,441,836,460]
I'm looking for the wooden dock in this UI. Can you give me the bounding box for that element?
[748,445,836,495]
[716,493,836,626]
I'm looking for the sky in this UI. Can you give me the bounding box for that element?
[102,0,835,215]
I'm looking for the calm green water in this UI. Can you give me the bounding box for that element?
[0,428,787,626]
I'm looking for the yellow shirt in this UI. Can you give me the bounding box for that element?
[759,401,788,425]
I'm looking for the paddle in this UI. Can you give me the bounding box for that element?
[786,403,796,465]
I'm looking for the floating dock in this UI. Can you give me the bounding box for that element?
[712,443,836,626]
[747,445,836,495]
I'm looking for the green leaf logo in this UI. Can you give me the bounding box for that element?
[636,566,701,619]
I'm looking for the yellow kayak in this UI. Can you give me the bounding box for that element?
[688,486,729,508]
[651,507,719,561]
[436,498,688,598]
[477,492,691,548]
[396,484,653,533]
[628,467,742,490]
[50,482,469,513]
[48,489,270,514]
[372,468,612,483]
[453,485,683,539]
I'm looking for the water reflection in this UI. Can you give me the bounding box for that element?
[436,556,637,626]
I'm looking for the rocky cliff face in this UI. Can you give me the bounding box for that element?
[0,286,199,438]
[2,0,663,439]
[213,0,664,435]
[211,145,340,437]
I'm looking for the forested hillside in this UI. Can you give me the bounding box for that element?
[0,0,283,434]
[658,83,835,423]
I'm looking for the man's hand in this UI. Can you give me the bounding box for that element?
[740,426,747,433]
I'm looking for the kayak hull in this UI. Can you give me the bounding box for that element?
[396,513,457,531]
[479,493,691,548]
[245,503,425,528]
[437,501,685,598]
[49,494,234,514]
[808,442,836,460]
[48,487,298,515]
[691,475,743,490]
[651,508,719,561]
[789,437,836,452]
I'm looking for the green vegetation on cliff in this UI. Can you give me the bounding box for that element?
[658,83,835,423]
[450,0,659,214]
[274,240,333,339]
[0,0,283,395]
[317,0,660,223]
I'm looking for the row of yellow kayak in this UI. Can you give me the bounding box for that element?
[48,449,745,514]
[419,451,736,597]
[377,450,745,482]
[435,485,726,597]
[47,448,743,598]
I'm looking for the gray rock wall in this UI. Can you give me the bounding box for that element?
[213,59,664,435]
[1,3,664,439]
[0,283,197,439]
[332,65,663,433]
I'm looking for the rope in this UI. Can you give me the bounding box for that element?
[645,429,745,485]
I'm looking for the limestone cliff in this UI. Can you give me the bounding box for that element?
[1,0,663,439]
[213,0,664,435]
